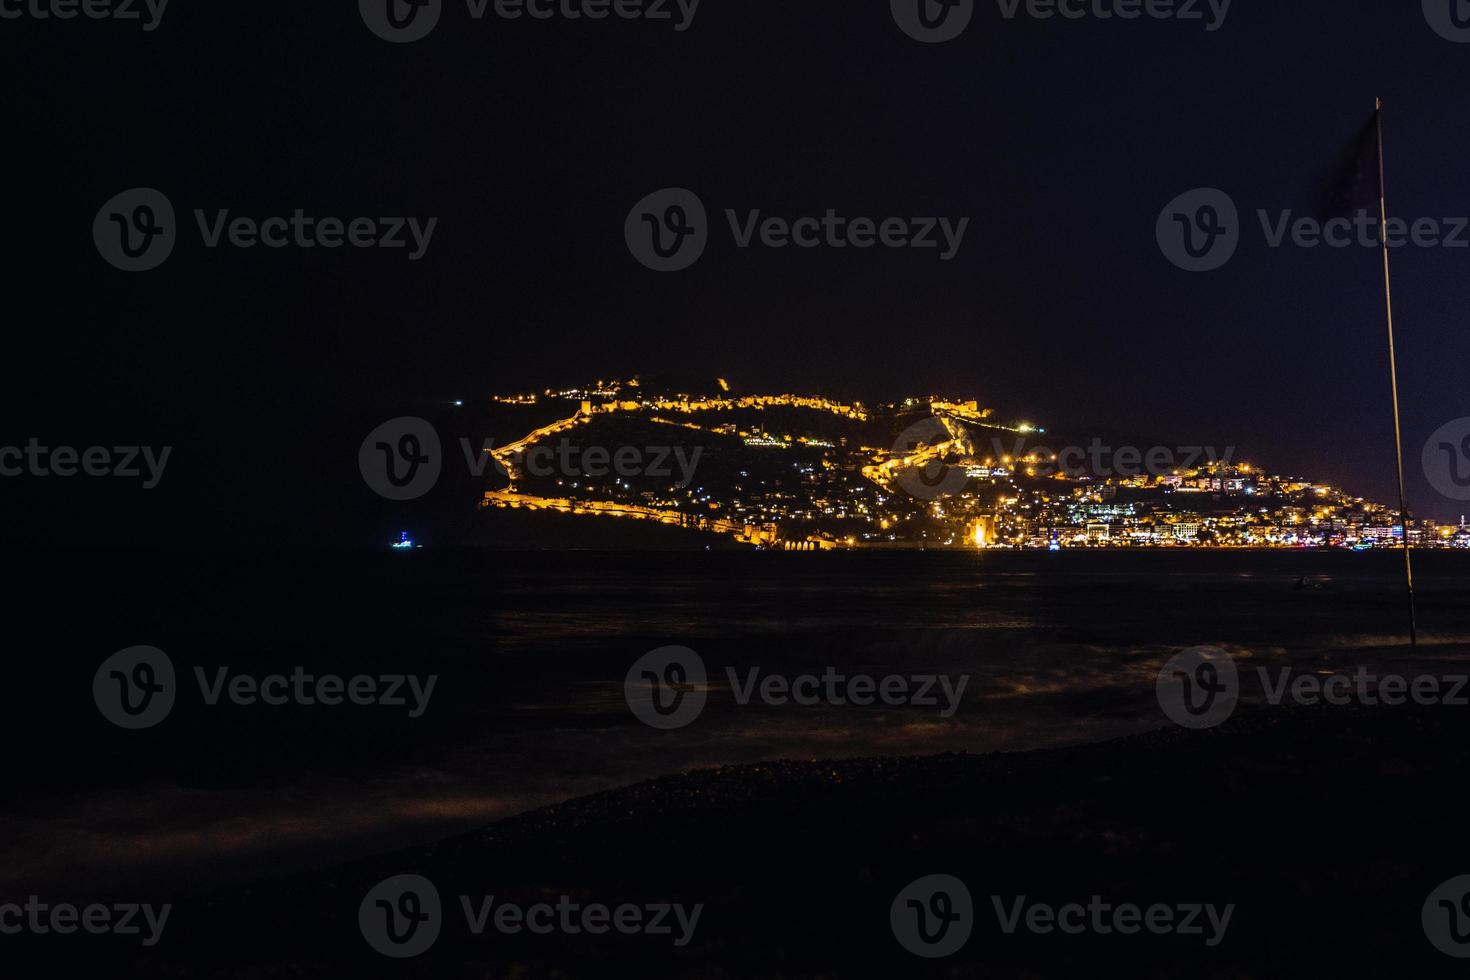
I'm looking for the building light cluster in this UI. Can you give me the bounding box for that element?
[480,381,1470,551]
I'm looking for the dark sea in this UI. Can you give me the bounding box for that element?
[8,549,1470,901]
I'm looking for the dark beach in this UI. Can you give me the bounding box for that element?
[18,701,1470,977]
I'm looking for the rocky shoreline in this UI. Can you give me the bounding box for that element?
[17,700,1466,977]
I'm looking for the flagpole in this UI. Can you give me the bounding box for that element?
[1375,97,1418,647]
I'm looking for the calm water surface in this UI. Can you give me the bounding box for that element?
[7,549,1469,898]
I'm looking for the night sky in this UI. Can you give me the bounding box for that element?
[4,0,1469,545]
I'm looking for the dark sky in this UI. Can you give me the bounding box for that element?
[4,0,1469,545]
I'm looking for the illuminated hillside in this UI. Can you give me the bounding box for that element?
[473,378,1466,551]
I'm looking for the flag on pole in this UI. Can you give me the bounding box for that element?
[1319,110,1380,220]
[1337,102,1418,645]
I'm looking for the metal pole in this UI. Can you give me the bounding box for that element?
[1375,98,1418,647]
